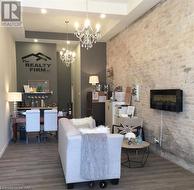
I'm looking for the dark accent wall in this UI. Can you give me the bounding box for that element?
[57,53,71,111]
[16,42,57,103]
[71,44,81,118]
[16,41,106,115]
[81,42,106,117]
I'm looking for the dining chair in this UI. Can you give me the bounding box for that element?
[43,109,58,140]
[26,109,40,144]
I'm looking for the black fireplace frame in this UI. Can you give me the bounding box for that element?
[150,89,183,112]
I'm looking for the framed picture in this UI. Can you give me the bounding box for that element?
[98,95,106,102]
[23,85,30,93]
[92,92,99,100]
[107,66,113,77]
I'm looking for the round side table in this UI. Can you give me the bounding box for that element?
[122,140,150,168]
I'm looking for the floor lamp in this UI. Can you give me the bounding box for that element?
[8,92,22,118]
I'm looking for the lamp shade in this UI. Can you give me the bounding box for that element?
[8,92,22,102]
[89,75,99,85]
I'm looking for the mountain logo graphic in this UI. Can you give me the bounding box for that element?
[22,52,52,63]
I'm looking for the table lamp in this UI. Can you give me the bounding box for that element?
[89,75,99,85]
[89,75,99,91]
[8,92,22,117]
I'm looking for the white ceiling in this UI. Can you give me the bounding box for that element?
[9,0,161,43]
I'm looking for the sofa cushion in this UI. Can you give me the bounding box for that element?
[59,118,80,136]
[71,117,96,129]
[73,123,91,129]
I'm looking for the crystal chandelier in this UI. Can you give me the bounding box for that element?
[60,48,76,67]
[74,0,101,50]
[60,21,76,67]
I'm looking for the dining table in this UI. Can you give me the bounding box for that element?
[11,115,71,143]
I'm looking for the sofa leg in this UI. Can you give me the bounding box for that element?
[110,179,119,185]
[26,133,29,144]
[99,181,107,188]
[88,181,95,188]
[66,183,74,189]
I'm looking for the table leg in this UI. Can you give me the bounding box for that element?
[13,122,17,143]
[142,147,150,167]
[122,150,131,168]
[122,147,150,168]
[126,151,131,168]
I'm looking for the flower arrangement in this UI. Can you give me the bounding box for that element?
[125,132,136,144]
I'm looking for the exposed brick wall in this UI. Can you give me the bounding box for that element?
[107,0,194,170]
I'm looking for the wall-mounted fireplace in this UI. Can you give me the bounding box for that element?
[150,89,183,112]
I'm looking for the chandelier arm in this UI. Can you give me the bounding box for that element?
[74,1,101,50]
[60,20,76,67]
[86,0,88,19]
[65,20,69,49]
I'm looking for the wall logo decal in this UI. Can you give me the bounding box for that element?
[22,52,52,72]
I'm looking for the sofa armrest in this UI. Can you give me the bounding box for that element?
[107,134,124,178]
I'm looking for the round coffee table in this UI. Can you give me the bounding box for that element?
[122,140,150,168]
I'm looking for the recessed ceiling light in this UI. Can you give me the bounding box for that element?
[41,8,47,14]
[34,39,38,42]
[67,41,70,45]
[100,14,106,19]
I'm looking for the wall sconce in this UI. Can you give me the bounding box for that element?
[8,92,22,117]
[132,85,140,102]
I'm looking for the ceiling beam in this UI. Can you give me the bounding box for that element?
[21,0,127,15]
[25,31,78,41]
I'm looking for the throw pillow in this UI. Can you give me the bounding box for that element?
[79,126,110,134]
[73,123,91,129]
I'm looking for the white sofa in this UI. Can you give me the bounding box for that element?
[58,118,123,189]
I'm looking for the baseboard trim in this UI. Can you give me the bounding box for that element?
[160,151,194,174]
[0,143,8,158]
[150,144,194,174]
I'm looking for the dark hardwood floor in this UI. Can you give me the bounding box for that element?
[0,138,194,190]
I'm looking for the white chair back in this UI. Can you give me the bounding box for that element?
[44,109,58,132]
[26,109,40,132]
